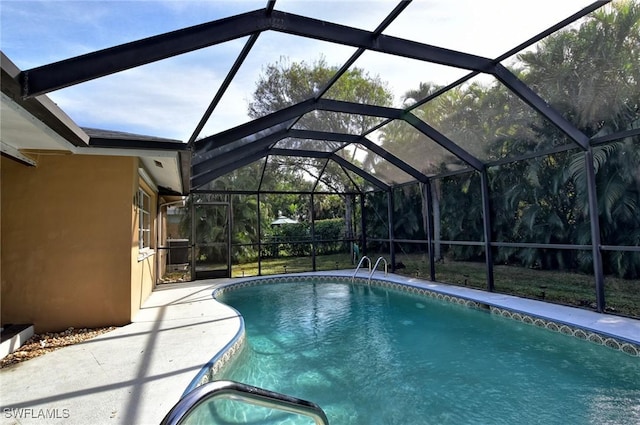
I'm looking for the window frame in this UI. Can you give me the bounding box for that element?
[137,187,154,261]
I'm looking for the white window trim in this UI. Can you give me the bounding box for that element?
[137,188,155,262]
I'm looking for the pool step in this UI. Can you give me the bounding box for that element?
[1,324,34,359]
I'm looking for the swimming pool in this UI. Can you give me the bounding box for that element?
[207,277,640,424]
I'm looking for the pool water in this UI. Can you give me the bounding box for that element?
[213,281,640,424]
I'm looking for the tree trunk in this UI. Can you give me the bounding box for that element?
[420,183,428,241]
[432,181,442,261]
[344,194,355,263]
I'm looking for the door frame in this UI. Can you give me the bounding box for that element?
[191,201,232,279]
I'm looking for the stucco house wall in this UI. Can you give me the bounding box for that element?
[1,154,141,332]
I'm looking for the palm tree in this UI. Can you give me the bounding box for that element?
[377,82,460,259]
[570,140,640,278]
[516,0,640,276]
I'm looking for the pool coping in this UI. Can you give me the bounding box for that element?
[188,270,640,393]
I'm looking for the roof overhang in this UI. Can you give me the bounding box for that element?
[82,128,190,196]
[1,52,189,195]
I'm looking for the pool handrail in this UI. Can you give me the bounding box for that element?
[368,257,388,283]
[160,380,330,425]
[352,256,372,281]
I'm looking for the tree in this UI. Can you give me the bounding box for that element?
[248,56,394,256]
[180,162,270,265]
[382,1,639,279]
[515,0,640,277]
[518,1,640,137]
[378,82,472,260]
[249,56,392,129]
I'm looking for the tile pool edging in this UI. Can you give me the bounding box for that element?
[188,273,639,390]
[182,301,246,396]
[488,306,640,355]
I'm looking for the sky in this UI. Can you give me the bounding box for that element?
[0,0,598,142]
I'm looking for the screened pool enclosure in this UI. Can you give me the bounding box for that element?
[18,1,639,317]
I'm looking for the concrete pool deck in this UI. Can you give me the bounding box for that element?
[1,272,639,425]
[0,279,239,425]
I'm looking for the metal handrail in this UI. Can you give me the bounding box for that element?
[351,255,371,281]
[160,380,330,425]
[368,257,388,283]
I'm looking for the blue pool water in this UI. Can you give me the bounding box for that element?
[213,281,640,424]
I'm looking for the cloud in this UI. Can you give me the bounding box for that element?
[276,0,395,30]
[383,0,593,58]
[49,51,237,141]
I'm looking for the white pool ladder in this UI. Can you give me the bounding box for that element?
[351,255,372,281]
[368,257,388,283]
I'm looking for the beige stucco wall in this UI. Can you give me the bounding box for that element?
[130,171,157,318]
[1,154,136,332]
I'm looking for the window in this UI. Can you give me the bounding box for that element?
[137,188,152,252]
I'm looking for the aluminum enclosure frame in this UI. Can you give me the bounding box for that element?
[14,0,636,315]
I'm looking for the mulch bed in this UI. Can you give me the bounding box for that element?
[1,327,117,369]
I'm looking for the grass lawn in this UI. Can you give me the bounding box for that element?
[231,253,355,277]
[163,252,639,318]
[391,253,639,318]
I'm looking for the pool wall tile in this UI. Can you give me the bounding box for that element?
[489,306,640,357]
[195,332,246,388]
